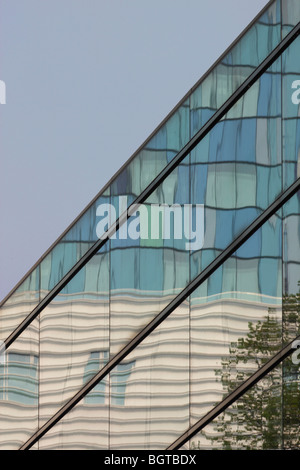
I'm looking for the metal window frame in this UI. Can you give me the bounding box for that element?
[19,177,300,449]
[4,20,300,354]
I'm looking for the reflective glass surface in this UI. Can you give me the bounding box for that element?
[39,248,109,428]
[282,35,300,191]
[0,320,39,450]
[5,43,298,448]
[109,304,189,450]
[35,200,292,450]
[1,0,300,451]
[38,304,189,450]
[187,195,300,450]
[0,0,289,340]
[282,0,300,36]
[189,355,300,450]
[189,211,283,435]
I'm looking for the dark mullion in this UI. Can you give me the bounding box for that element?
[4,21,300,354]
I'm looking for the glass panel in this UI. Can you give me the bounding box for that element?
[189,353,300,450]
[281,195,300,449]
[0,320,39,450]
[190,0,281,139]
[109,159,190,357]
[188,194,300,451]
[282,0,300,37]
[283,201,300,297]
[38,247,109,432]
[189,211,282,445]
[39,189,110,296]
[37,302,189,450]
[189,363,284,450]
[282,35,300,191]
[38,374,109,450]
[190,55,282,270]
[109,303,189,450]
[0,266,40,342]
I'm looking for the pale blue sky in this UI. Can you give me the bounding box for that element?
[0,0,268,301]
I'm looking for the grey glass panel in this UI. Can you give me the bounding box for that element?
[282,0,300,37]
[109,303,189,450]
[0,320,39,450]
[0,0,284,340]
[38,381,109,449]
[38,248,109,432]
[0,266,40,343]
[37,302,189,450]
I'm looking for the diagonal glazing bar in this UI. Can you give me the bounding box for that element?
[19,177,300,450]
[4,21,300,354]
[166,334,300,450]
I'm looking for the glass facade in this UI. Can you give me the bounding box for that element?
[0,0,300,450]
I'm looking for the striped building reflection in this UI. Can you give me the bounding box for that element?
[0,0,300,450]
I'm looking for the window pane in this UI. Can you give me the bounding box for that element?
[0,321,39,450]
[38,248,109,434]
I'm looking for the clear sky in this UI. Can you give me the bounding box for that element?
[0,0,268,301]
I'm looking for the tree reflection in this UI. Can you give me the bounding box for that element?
[195,284,300,450]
